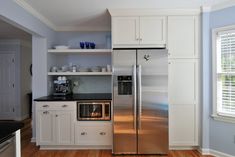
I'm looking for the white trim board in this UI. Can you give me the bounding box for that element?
[200,148,235,157]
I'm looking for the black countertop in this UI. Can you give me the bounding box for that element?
[0,121,24,142]
[34,93,112,101]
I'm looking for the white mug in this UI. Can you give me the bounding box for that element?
[107,65,111,72]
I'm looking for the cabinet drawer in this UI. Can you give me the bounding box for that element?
[36,101,76,111]
[75,122,112,146]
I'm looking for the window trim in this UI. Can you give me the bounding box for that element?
[212,24,235,123]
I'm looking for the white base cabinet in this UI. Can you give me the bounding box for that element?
[36,102,76,146]
[36,101,112,149]
[75,122,112,146]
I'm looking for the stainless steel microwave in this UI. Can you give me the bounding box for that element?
[77,101,111,121]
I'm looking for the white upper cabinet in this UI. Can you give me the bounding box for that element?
[112,16,166,48]
[112,17,140,45]
[167,16,199,59]
[139,16,166,45]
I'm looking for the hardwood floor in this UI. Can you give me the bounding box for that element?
[21,119,214,157]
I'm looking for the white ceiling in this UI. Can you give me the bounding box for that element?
[16,0,229,31]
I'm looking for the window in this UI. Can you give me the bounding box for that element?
[212,25,235,122]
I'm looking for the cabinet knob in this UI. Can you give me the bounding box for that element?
[81,132,87,135]
[99,132,106,135]
[139,38,142,41]
[55,114,58,117]
[62,105,68,108]
[43,111,49,114]
[42,105,49,108]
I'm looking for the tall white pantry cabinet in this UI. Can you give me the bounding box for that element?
[168,15,199,147]
[109,10,200,148]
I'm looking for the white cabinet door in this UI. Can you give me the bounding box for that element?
[139,16,166,45]
[36,101,76,146]
[169,104,197,146]
[167,16,198,59]
[112,17,139,46]
[37,110,55,145]
[168,59,197,105]
[168,59,198,146]
[56,111,75,145]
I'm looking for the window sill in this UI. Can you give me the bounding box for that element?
[211,114,235,124]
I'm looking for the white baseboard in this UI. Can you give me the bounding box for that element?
[40,145,112,150]
[31,137,36,143]
[170,146,199,150]
[199,148,234,157]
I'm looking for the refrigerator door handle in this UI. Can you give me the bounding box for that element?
[133,65,137,130]
[137,65,142,129]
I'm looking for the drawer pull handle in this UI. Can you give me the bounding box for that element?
[62,105,68,108]
[42,105,49,108]
[81,132,87,135]
[43,111,49,114]
[100,132,106,135]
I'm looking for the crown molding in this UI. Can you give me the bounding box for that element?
[211,0,235,11]
[109,8,201,16]
[14,0,56,30]
[201,6,211,12]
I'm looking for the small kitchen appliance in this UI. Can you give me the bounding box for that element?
[77,101,111,121]
[53,77,72,96]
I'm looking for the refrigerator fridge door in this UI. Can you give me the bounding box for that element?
[113,50,137,154]
[137,49,169,154]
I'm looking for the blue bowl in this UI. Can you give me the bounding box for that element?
[80,42,85,49]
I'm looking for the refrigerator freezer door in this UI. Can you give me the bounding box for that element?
[137,49,169,154]
[113,50,137,154]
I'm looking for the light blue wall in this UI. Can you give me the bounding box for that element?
[202,6,235,156]
[53,31,112,93]
[209,6,235,156]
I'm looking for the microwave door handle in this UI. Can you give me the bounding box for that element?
[137,65,142,130]
[133,65,137,130]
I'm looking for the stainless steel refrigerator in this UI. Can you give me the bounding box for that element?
[112,49,168,155]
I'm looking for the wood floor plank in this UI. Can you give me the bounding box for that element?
[21,119,214,157]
